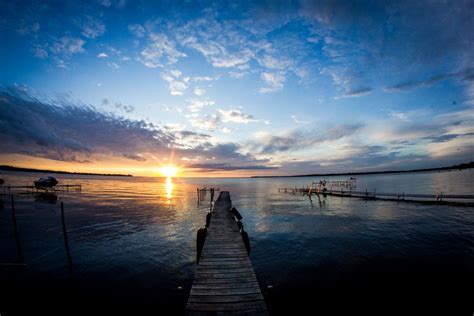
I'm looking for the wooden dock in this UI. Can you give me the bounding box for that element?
[186,191,268,315]
[278,186,474,205]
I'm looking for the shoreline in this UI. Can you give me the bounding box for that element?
[251,161,473,178]
[0,165,133,177]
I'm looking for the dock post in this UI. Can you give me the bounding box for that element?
[197,188,200,205]
[11,195,23,263]
[210,188,214,210]
[61,202,73,273]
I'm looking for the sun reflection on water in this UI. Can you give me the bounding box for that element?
[165,177,173,202]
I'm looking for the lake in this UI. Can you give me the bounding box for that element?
[1,169,473,315]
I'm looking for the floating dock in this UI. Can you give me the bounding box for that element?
[278,186,474,205]
[1,184,81,195]
[186,191,268,315]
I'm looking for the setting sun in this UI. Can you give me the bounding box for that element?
[159,165,178,177]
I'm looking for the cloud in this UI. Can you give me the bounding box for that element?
[34,47,48,59]
[114,102,135,113]
[334,87,373,99]
[291,115,308,124]
[128,24,145,38]
[0,88,173,162]
[107,62,120,70]
[179,34,253,68]
[139,32,186,67]
[99,0,112,7]
[0,87,270,170]
[219,109,256,124]
[301,1,474,97]
[18,21,40,35]
[384,70,473,93]
[78,16,105,39]
[321,66,373,98]
[259,55,293,70]
[50,37,86,57]
[254,123,364,154]
[161,70,190,95]
[187,98,214,113]
[189,114,221,131]
[122,153,146,161]
[194,87,205,96]
[97,52,109,58]
[189,143,270,167]
[186,163,277,171]
[259,72,285,93]
[192,76,217,82]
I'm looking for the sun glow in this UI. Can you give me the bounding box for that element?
[159,165,178,177]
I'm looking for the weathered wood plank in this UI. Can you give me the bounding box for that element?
[192,277,260,284]
[188,293,264,303]
[186,300,267,312]
[190,287,262,296]
[191,284,261,291]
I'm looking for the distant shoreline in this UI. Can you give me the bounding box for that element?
[251,161,474,178]
[0,165,133,177]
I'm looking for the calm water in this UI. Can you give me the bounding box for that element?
[1,170,473,314]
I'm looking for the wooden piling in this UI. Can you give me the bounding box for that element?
[210,188,215,210]
[60,202,73,273]
[11,195,23,263]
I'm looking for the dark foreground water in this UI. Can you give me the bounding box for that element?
[0,170,473,315]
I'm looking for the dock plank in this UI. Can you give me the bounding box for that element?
[185,191,268,315]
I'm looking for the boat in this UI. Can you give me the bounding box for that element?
[34,176,59,188]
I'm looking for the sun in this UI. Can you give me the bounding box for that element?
[159,165,178,177]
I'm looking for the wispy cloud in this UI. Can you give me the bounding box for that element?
[219,109,256,124]
[334,87,373,99]
[128,24,145,38]
[194,87,205,96]
[161,69,190,95]
[139,32,186,67]
[78,15,105,39]
[253,123,364,154]
[34,47,48,59]
[50,36,86,57]
[107,62,120,70]
[187,98,215,113]
[291,115,309,124]
[259,72,285,93]
[188,114,226,132]
[383,70,473,93]
[187,162,276,171]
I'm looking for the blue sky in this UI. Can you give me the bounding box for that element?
[1,0,473,176]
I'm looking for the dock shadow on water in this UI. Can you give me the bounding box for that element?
[0,170,473,315]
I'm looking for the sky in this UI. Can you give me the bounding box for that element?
[0,0,473,177]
